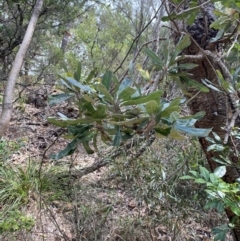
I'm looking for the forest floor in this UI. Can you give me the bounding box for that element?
[0,85,233,241]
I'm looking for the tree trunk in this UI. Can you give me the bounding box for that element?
[169,2,240,240]
[0,0,44,137]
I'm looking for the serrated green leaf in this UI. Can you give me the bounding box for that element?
[214,166,226,178]
[93,104,107,119]
[146,100,159,115]
[81,101,95,113]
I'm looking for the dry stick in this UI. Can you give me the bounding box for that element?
[43,199,71,241]
[0,0,44,137]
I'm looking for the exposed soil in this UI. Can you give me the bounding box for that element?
[0,85,233,241]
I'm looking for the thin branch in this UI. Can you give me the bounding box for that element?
[203,50,232,82]
[113,2,164,75]
[119,38,166,83]
[223,110,240,144]
[175,54,204,62]
[66,131,156,178]
[175,0,211,17]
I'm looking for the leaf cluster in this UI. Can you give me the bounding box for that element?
[48,58,212,160]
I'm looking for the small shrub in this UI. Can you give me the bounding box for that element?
[0,210,34,234]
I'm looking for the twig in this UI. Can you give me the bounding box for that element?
[114,2,164,75]
[43,199,71,241]
[119,38,166,83]
[67,131,156,178]
[223,110,240,144]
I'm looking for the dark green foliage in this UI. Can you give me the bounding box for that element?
[48,61,212,159]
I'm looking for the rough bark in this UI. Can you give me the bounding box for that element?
[169,1,240,240]
[0,0,44,137]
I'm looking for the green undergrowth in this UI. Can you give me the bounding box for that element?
[0,137,229,240]
[0,138,71,235]
[59,137,227,240]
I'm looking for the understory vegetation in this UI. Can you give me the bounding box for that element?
[0,136,230,240]
[1,0,240,240]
